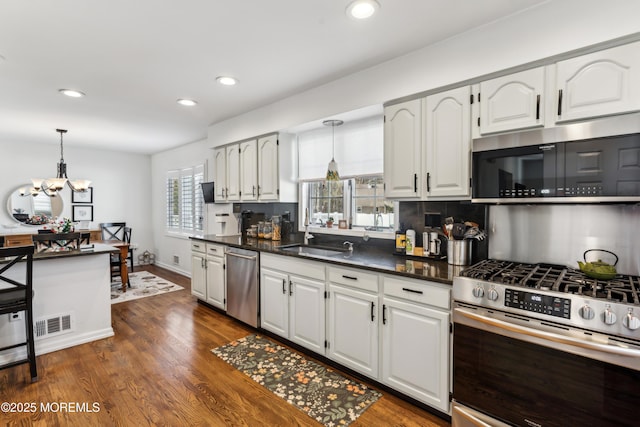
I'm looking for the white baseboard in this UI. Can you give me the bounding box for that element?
[153,261,190,278]
[0,328,114,365]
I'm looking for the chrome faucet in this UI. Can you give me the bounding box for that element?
[343,241,354,252]
[304,227,314,245]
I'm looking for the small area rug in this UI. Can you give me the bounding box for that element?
[111,272,184,304]
[212,334,382,426]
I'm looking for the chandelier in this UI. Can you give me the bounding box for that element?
[25,129,91,197]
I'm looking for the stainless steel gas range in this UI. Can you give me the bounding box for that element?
[451,259,640,427]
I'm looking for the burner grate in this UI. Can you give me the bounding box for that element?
[462,259,640,305]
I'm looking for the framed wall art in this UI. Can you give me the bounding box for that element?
[72,187,93,203]
[72,205,94,222]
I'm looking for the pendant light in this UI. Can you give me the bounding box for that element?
[324,119,343,181]
[29,129,91,197]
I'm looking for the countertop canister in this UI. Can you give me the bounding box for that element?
[405,229,416,255]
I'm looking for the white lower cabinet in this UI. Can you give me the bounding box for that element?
[381,275,451,413]
[260,253,326,354]
[327,266,379,379]
[190,242,226,310]
[260,253,451,414]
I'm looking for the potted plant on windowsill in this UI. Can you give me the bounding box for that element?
[326,217,334,228]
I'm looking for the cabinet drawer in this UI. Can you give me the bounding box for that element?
[206,243,225,257]
[261,253,325,280]
[4,234,34,247]
[328,265,378,293]
[382,275,450,310]
[191,241,206,253]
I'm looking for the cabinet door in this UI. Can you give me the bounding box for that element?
[289,275,326,354]
[328,284,378,379]
[257,134,279,201]
[205,255,225,310]
[479,67,545,134]
[425,86,471,199]
[384,99,422,198]
[226,143,241,201]
[213,147,227,202]
[556,41,640,122]
[240,139,258,201]
[191,253,206,299]
[260,268,289,338]
[382,296,450,413]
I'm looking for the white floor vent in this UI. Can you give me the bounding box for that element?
[35,313,74,340]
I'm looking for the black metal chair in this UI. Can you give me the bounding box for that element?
[0,245,37,382]
[32,232,81,253]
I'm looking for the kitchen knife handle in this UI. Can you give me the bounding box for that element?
[536,94,541,120]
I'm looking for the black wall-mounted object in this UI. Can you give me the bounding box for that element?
[201,182,215,204]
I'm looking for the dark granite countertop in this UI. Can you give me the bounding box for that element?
[191,234,464,285]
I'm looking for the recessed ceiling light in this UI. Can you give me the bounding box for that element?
[346,0,380,20]
[216,76,238,86]
[59,89,85,98]
[177,98,198,107]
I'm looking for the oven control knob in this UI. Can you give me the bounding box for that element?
[623,309,640,331]
[487,287,499,301]
[472,286,485,298]
[579,305,595,320]
[602,306,617,325]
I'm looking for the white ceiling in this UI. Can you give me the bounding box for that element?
[0,0,546,154]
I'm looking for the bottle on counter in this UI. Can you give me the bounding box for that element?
[395,228,406,253]
[271,215,281,241]
[405,229,416,255]
[263,219,273,240]
[257,221,265,239]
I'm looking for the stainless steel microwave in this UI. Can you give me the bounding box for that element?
[471,114,640,203]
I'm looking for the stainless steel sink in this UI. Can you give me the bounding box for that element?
[279,244,346,257]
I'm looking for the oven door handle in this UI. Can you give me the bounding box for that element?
[455,307,640,359]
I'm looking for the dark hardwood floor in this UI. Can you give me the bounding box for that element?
[0,265,450,426]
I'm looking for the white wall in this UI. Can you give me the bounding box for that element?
[0,139,153,259]
[150,138,212,275]
[207,0,640,146]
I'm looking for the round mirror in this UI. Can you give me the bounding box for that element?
[6,185,64,225]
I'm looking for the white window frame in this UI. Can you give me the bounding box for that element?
[166,164,205,234]
[299,174,397,239]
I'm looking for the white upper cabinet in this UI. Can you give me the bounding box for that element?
[240,139,258,201]
[384,99,422,198]
[225,143,240,201]
[424,86,471,199]
[477,67,545,134]
[555,41,640,123]
[257,134,279,201]
[213,147,227,202]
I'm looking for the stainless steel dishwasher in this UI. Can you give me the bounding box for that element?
[225,247,259,327]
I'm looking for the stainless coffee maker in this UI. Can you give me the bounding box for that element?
[423,230,447,257]
[423,212,446,257]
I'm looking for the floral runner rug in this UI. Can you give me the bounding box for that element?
[212,334,382,426]
[111,272,184,304]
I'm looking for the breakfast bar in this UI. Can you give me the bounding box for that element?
[0,243,117,366]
